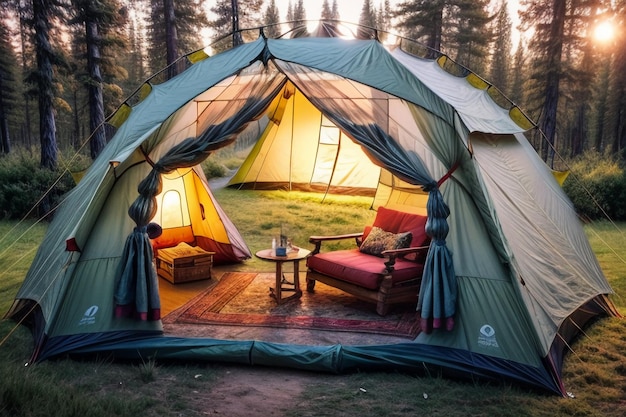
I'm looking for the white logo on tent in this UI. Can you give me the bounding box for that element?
[78,305,99,326]
[478,324,499,348]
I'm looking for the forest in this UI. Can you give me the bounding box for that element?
[0,0,624,218]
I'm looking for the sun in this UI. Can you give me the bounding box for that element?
[593,21,615,43]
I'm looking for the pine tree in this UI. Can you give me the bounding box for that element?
[318,0,339,36]
[0,9,19,154]
[447,0,493,74]
[208,0,263,50]
[147,0,208,75]
[489,1,512,94]
[357,0,376,39]
[122,7,147,93]
[286,1,293,23]
[605,1,626,155]
[395,0,446,58]
[520,0,611,162]
[16,0,36,147]
[70,0,128,159]
[331,0,339,20]
[321,0,333,20]
[291,0,306,34]
[396,0,493,69]
[520,0,566,163]
[376,0,393,33]
[509,38,527,108]
[30,0,60,169]
[263,0,281,38]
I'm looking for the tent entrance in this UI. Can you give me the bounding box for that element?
[150,167,251,265]
[227,83,381,197]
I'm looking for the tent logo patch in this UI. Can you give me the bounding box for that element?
[478,324,499,348]
[79,305,99,326]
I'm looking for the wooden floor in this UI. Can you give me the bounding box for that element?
[158,274,216,316]
[158,261,294,317]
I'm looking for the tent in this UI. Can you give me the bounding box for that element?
[227,83,382,196]
[6,28,619,395]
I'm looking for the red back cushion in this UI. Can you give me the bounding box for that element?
[364,206,429,248]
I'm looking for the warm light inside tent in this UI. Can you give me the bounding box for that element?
[153,169,192,228]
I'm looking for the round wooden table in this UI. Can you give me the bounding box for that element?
[255,247,311,304]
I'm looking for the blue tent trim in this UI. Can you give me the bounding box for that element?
[60,334,560,394]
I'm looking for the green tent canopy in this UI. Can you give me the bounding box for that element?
[6,28,618,396]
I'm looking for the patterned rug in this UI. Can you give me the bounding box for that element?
[163,272,420,338]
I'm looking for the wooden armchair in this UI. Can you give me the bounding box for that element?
[306,207,430,316]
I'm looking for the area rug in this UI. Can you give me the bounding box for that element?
[163,272,420,338]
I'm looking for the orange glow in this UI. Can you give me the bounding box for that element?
[594,21,615,43]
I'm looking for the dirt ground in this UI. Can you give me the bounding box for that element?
[193,365,317,416]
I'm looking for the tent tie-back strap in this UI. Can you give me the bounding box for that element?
[140,146,156,168]
[437,160,461,187]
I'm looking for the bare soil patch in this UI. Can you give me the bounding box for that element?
[192,365,320,416]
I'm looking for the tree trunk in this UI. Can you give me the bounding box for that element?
[0,72,10,154]
[231,0,243,47]
[538,0,566,167]
[426,7,443,59]
[19,3,33,148]
[33,0,57,170]
[85,16,106,159]
[571,104,585,157]
[164,0,179,79]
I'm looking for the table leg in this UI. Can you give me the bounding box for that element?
[293,259,301,294]
[269,259,303,304]
[274,261,283,304]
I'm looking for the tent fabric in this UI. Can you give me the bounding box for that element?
[6,33,618,396]
[227,84,383,195]
[113,225,161,321]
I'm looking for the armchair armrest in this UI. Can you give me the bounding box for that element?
[381,245,430,273]
[309,232,364,255]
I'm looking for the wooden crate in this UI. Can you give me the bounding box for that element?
[156,242,214,284]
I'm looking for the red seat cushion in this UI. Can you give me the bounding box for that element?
[307,249,424,290]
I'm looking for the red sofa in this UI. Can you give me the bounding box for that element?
[306,206,429,316]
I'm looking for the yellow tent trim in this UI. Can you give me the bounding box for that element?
[509,107,535,131]
[466,73,489,90]
[138,83,152,102]
[552,170,570,186]
[70,169,87,185]
[188,49,210,64]
[108,103,132,128]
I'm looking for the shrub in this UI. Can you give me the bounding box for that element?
[0,148,77,220]
[201,158,227,179]
[562,151,626,221]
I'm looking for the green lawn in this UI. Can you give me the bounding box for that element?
[0,192,624,417]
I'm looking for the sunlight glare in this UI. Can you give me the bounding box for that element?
[594,21,615,42]
[307,20,320,33]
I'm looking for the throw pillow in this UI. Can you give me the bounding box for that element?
[359,226,412,257]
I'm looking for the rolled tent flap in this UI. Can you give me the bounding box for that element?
[113,225,161,321]
[417,187,457,333]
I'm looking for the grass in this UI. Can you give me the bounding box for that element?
[0,193,625,417]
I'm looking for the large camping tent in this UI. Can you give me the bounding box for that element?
[6,27,618,395]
